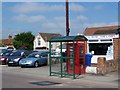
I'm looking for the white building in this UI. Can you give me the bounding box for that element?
[34,32,62,51]
[83,26,119,63]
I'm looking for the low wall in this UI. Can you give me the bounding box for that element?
[96,57,117,75]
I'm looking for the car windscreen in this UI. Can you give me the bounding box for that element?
[27,53,40,58]
[1,49,8,53]
[0,49,9,56]
[10,52,22,56]
[2,52,12,56]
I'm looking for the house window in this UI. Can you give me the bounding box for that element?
[38,40,41,45]
[37,37,41,45]
[38,37,40,40]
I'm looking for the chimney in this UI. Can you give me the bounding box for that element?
[45,36,47,41]
[8,35,12,39]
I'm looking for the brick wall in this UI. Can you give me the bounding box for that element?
[113,38,120,70]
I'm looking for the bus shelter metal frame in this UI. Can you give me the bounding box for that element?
[49,35,88,79]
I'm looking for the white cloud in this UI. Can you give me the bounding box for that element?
[39,14,117,36]
[10,2,87,14]
[10,3,40,13]
[41,16,65,34]
[76,15,88,20]
[68,20,118,35]
[54,17,65,22]
[2,0,120,2]
[10,2,65,14]
[70,3,86,12]
[95,5,104,10]
[11,13,118,37]
[83,22,118,28]
[13,14,46,23]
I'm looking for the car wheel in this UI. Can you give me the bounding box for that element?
[44,62,47,66]
[34,61,39,68]
[21,66,25,68]
[8,64,11,66]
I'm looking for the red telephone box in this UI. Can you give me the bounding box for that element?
[67,42,86,75]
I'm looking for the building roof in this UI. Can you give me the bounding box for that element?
[39,32,62,42]
[0,39,14,46]
[83,26,120,35]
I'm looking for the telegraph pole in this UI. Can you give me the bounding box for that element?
[65,0,70,74]
[66,0,70,36]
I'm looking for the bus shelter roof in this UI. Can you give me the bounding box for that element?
[49,35,88,42]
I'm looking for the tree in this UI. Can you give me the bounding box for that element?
[13,32,35,50]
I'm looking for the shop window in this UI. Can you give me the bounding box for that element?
[89,43,112,55]
[89,40,98,42]
[101,39,112,42]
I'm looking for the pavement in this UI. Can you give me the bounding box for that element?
[1,65,119,88]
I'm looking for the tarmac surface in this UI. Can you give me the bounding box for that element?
[1,65,119,88]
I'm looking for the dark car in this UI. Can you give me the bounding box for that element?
[19,51,49,68]
[0,49,8,55]
[0,50,13,65]
[7,50,32,66]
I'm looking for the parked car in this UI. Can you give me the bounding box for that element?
[19,51,49,68]
[51,51,60,57]
[0,50,13,65]
[7,50,32,66]
[51,51,66,62]
[0,49,8,55]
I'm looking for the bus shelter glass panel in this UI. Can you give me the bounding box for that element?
[67,43,75,74]
[50,42,68,76]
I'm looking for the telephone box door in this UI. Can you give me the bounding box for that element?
[67,43,86,75]
[76,43,86,74]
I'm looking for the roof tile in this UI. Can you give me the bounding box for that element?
[39,32,62,42]
[83,26,120,35]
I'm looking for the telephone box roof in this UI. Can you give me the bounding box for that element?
[49,35,88,42]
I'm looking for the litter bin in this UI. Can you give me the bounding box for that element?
[85,53,92,66]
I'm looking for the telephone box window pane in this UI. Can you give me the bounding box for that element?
[70,59,73,70]
[70,46,74,57]
[69,46,74,70]
[79,46,84,58]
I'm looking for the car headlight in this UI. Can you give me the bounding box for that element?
[6,58,9,61]
[1,58,5,60]
[14,58,20,62]
[26,60,33,64]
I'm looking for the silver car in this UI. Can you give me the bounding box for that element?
[19,51,49,68]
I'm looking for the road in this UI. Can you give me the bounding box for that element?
[1,65,119,88]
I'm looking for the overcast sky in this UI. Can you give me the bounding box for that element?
[2,1,118,39]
